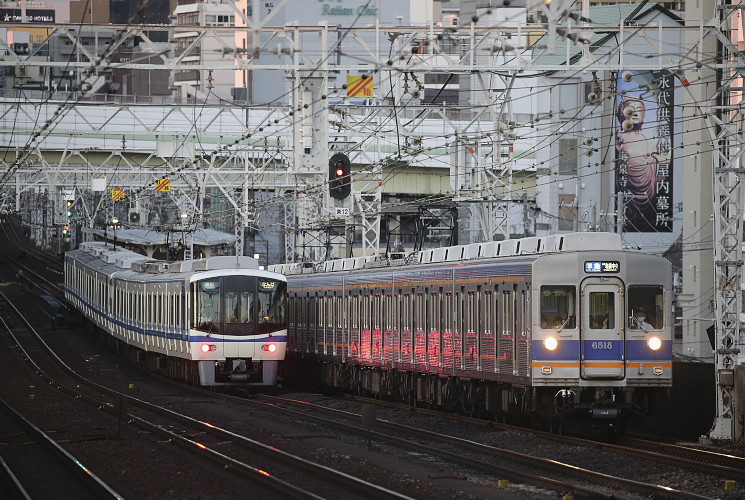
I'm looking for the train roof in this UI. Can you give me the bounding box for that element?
[269,232,624,276]
[67,241,275,276]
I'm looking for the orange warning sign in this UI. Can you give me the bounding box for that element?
[347,75,374,98]
[110,187,125,201]
[155,178,171,192]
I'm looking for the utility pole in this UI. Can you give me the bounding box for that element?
[701,0,745,443]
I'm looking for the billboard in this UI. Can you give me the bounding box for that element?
[615,70,674,232]
[0,9,55,23]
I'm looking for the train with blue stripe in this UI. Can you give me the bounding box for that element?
[64,242,287,386]
[271,232,672,429]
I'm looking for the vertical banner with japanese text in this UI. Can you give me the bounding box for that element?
[615,70,674,232]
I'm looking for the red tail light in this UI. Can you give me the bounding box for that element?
[201,344,216,353]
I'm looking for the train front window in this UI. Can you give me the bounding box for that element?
[222,276,256,336]
[192,276,287,336]
[194,279,221,334]
[628,285,663,330]
[226,290,252,324]
[540,286,576,329]
[256,279,287,335]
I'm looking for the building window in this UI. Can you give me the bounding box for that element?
[205,14,234,26]
[558,138,577,175]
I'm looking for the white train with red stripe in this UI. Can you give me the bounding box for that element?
[272,232,672,429]
[65,242,287,386]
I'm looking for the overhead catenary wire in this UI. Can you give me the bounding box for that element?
[1,6,725,249]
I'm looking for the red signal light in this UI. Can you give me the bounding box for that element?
[329,153,351,200]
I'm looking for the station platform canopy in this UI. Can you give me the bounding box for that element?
[81,227,237,259]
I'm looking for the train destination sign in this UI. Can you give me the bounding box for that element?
[584,261,620,273]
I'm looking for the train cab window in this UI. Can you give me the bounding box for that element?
[256,279,287,334]
[194,279,221,334]
[589,291,614,329]
[540,286,576,330]
[227,277,261,336]
[226,290,252,324]
[628,285,663,330]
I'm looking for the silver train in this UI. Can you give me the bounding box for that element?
[65,242,288,386]
[271,232,672,427]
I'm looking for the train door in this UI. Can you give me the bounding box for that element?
[332,293,340,357]
[463,287,481,370]
[414,290,426,366]
[390,292,401,363]
[361,292,371,360]
[498,287,514,376]
[480,287,495,373]
[401,290,413,365]
[516,285,530,377]
[580,278,624,379]
[383,292,393,363]
[350,292,360,359]
[318,293,326,354]
[372,291,383,362]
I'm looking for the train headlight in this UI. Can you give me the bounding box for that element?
[261,343,277,353]
[201,344,216,353]
[647,336,662,351]
[543,336,558,351]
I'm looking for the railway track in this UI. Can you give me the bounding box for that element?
[0,215,739,500]
[0,398,124,500]
[0,288,424,500]
[329,393,745,480]
[231,392,732,500]
[1,216,64,273]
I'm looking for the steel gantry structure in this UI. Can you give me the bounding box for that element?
[0,0,742,440]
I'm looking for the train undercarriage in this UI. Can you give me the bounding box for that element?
[286,354,662,433]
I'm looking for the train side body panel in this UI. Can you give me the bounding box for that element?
[283,233,673,424]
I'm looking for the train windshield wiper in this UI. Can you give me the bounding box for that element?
[633,317,649,334]
[556,315,571,334]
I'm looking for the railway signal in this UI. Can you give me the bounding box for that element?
[65,200,75,219]
[329,153,351,200]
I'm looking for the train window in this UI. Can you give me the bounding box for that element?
[256,279,287,334]
[226,289,252,324]
[589,292,615,329]
[194,279,221,334]
[628,285,663,330]
[540,286,576,329]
